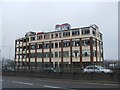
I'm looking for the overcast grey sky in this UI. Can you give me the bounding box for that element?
[1,1,118,60]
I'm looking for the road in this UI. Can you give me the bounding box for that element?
[1,76,119,89]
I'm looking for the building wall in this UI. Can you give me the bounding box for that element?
[15,25,103,69]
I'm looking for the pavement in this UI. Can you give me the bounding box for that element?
[1,76,119,89]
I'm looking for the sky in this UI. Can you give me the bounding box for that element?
[1,1,119,60]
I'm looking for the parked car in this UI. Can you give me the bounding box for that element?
[83,65,113,73]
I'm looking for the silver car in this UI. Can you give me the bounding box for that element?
[83,65,113,73]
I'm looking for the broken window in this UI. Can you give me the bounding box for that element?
[37,44,42,49]
[82,50,90,57]
[81,28,90,35]
[59,51,61,57]
[72,30,80,36]
[63,51,69,57]
[92,30,96,36]
[55,42,58,48]
[63,41,70,47]
[37,35,42,40]
[30,53,36,58]
[82,40,90,46]
[72,50,80,57]
[44,43,50,49]
[31,45,36,49]
[72,40,80,46]
[51,34,54,39]
[31,36,35,41]
[44,52,49,58]
[63,32,70,37]
[44,34,50,39]
[55,52,58,58]
[93,40,97,46]
[55,33,58,38]
[59,33,61,38]
[37,53,42,58]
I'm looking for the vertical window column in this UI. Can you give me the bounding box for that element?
[49,41,51,63]
[70,39,72,65]
[35,43,37,70]
[90,37,93,64]
[42,42,44,63]
[18,39,20,70]
[25,38,27,69]
[22,39,24,69]
[61,40,63,67]
[96,39,98,64]
[15,40,17,68]
[79,38,82,68]
[28,43,31,70]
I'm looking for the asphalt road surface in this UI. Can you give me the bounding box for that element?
[1,76,119,90]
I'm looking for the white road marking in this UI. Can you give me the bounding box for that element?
[12,81,18,83]
[44,85,62,88]
[84,82,119,86]
[18,82,33,85]
[12,81,33,85]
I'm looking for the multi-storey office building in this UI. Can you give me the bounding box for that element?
[15,24,103,70]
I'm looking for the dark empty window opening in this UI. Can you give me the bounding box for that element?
[72,30,80,36]
[82,40,90,46]
[37,35,42,40]
[81,28,90,35]
[92,30,96,36]
[63,41,70,47]
[63,32,70,37]
[44,43,50,49]
[51,34,54,39]
[31,36,35,41]
[37,44,43,49]
[55,43,58,48]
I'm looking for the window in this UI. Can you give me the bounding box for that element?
[93,50,97,57]
[55,42,58,48]
[55,33,58,38]
[59,42,61,47]
[37,53,42,58]
[55,52,58,58]
[63,51,69,57]
[72,40,80,46]
[30,53,36,58]
[72,51,80,57]
[44,52,49,58]
[44,34,50,39]
[101,42,103,49]
[63,32,70,37]
[59,33,61,38]
[37,44,42,49]
[72,30,80,36]
[31,45,36,49]
[51,43,54,48]
[59,51,61,57]
[93,40,97,46]
[51,34,54,39]
[81,28,90,35]
[37,35,42,40]
[92,30,96,36]
[100,34,102,40]
[82,40,90,46]
[44,43,50,49]
[31,36,35,41]
[82,50,90,57]
[63,41,70,47]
